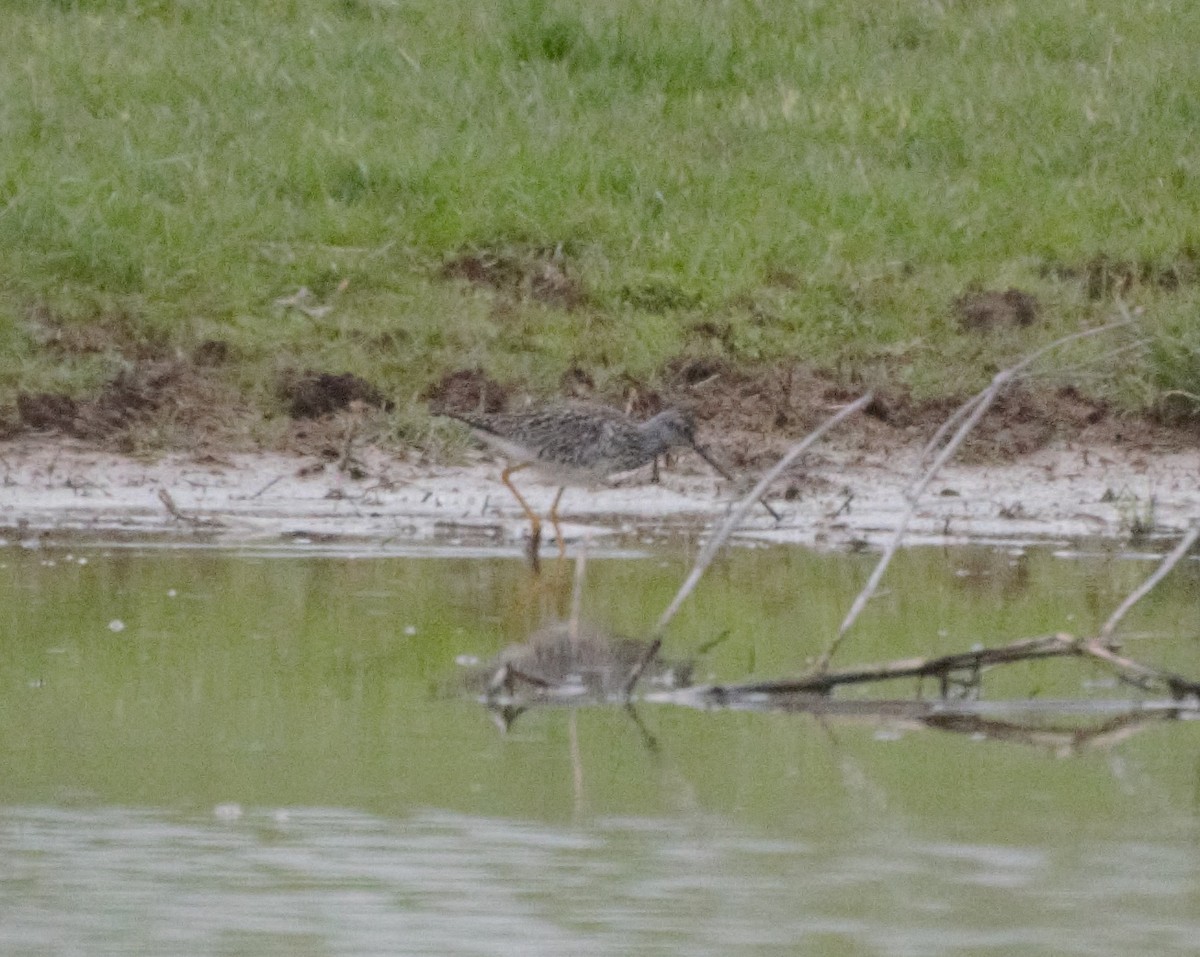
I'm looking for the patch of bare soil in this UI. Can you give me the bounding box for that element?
[655,359,1194,468]
[5,314,1196,483]
[655,359,881,469]
[954,288,1040,331]
[440,244,586,309]
[422,367,512,414]
[15,360,238,452]
[280,370,389,419]
[25,302,168,360]
[906,385,1121,461]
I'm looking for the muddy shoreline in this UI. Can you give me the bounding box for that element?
[2,436,1196,553]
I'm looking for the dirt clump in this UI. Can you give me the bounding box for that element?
[192,339,231,366]
[282,371,389,419]
[844,381,1117,460]
[940,385,1110,461]
[955,288,1039,331]
[559,364,596,399]
[16,392,80,432]
[440,244,586,310]
[423,367,512,415]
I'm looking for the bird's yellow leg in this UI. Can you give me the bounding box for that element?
[501,463,540,531]
[501,464,542,572]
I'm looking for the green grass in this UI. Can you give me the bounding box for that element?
[2,0,1200,440]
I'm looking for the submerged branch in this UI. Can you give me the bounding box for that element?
[696,632,1200,702]
[653,688,1191,753]
[1076,639,1200,700]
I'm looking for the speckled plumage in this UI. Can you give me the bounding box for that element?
[445,404,718,483]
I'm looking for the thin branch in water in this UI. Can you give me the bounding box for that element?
[1097,524,1200,646]
[622,393,875,699]
[1077,638,1200,699]
[823,316,1138,672]
[654,392,875,639]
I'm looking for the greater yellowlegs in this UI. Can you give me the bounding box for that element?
[442,404,742,557]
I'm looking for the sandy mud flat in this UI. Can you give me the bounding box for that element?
[1,437,1196,554]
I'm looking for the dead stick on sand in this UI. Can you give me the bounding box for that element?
[820,314,1137,673]
[623,392,875,697]
[338,408,362,474]
[158,488,225,528]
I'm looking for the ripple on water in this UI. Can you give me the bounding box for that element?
[1,806,1198,956]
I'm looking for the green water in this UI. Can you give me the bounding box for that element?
[2,541,1198,955]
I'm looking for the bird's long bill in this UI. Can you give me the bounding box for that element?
[691,442,734,481]
[693,442,784,524]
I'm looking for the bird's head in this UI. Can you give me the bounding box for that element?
[646,407,698,449]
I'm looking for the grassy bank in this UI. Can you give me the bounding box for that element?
[2,0,1198,447]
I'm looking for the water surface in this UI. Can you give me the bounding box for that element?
[2,541,1198,955]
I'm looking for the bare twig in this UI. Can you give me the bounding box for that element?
[1097,524,1200,646]
[621,636,664,699]
[741,635,1074,695]
[249,475,284,500]
[826,388,999,668]
[824,316,1138,672]
[752,489,783,522]
[1033,338,1149,381]
[338,409,363,474]
[918,390,987,466]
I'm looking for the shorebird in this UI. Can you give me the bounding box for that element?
[441,404,744,560]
